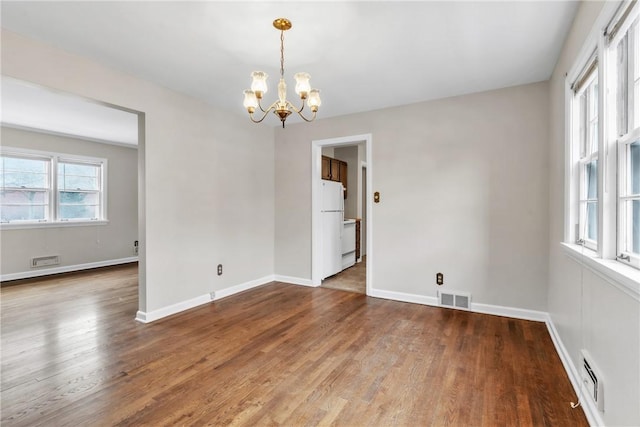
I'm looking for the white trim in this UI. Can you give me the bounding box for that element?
[135,293,212,324]
[214,275,274,299]
[471,302,548,322]
[369,288,439,307]
[274,275,316,287]
[1,219,109,230]
[0,256,138,282]
[135,275,274,323]
[545,315,605,427]
[369,288,548,322]
[561,242,640,301]
[311,134,373,295]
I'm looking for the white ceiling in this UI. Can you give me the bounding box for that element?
[1,1,579,133]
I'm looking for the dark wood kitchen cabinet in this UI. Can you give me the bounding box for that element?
[321,155,348,199]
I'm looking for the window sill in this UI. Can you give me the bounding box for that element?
[0,220,109,230]
[560,242,640,302]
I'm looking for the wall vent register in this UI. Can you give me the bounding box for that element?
[438,290,470,310]
[31,255,60,268]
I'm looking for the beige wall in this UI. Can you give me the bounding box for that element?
[1,127,137,275]
[275,81,550,311]
[548,2,640,425]
[1,30,275,314]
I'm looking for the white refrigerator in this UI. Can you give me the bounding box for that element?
[321,180,344,279]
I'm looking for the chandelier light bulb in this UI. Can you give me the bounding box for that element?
[243,90,258,113]
[294,72,311,99]
[251,71,268,98]
[307,89,322,111]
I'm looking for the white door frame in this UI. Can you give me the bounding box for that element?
[311,133,373,294]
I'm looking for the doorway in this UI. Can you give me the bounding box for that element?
[311,134,372,295]
[0,77,147,314]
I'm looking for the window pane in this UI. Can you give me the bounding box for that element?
[587,201,598,241]
[59,191,99,219]
[59,204,99,220]
[630,141,640,195]
[1,156,47,173]
[1,156,48,188]
[58,162,99,191]
[623,199,640,254]
[579,93,587,157]
[59,191,99,204]
[589,119,598,154]
[586,160,598,199]
[633,200,640,254]
[0,190,47,204]
[618,34,629,136]
[1,204,46,222]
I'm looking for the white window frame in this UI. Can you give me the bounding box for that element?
[0,147,108,229]
[573,68,600,251]
[564,0,640,301]
[613,12,640,268]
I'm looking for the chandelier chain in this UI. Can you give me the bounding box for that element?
[280,30,285,78]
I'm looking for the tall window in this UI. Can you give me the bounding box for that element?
[0,149,106,226]
[614,14,640,267]
[573,62,599,250]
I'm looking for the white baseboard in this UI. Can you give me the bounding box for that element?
[1,257,138,282]
[368,288,439,306]
[274,275,316,287]
[135,293,212,323]
[471,302,548,322]
[215,275,275,299]
[545,315,604,427]
[368,288,548,322]
[135,275,275,323]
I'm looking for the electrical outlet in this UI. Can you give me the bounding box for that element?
[134,240,139,256]
[217,264,223,276]
[436,272,444,286]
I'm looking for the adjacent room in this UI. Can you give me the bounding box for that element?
[1,2,639,426]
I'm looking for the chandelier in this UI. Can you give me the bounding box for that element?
[243,18,321,128]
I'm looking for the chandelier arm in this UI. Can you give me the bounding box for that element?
[295,109,317,123]
[286,99,305,114]
[257,97,268,113]
[249,104,276,124]
[284,100,316,122]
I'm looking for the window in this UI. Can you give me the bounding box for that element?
[0,155,50,222]
[614,14,640,268]
[573,66,599,250]
[0,148,106,227]
[58,161,102,221]
[566,1,640,272]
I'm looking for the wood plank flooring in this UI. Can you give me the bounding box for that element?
[1,264,588,426]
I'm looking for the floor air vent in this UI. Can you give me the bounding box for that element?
[581,349,604,411]
[438,290,471,310]
[31,255,60,268]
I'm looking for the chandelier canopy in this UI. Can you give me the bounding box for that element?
[243,18,321,128]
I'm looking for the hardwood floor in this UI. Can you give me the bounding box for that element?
[1,264,588,426]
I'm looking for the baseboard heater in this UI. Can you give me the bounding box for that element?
[31,255,60,268]
[438,290,471,310]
